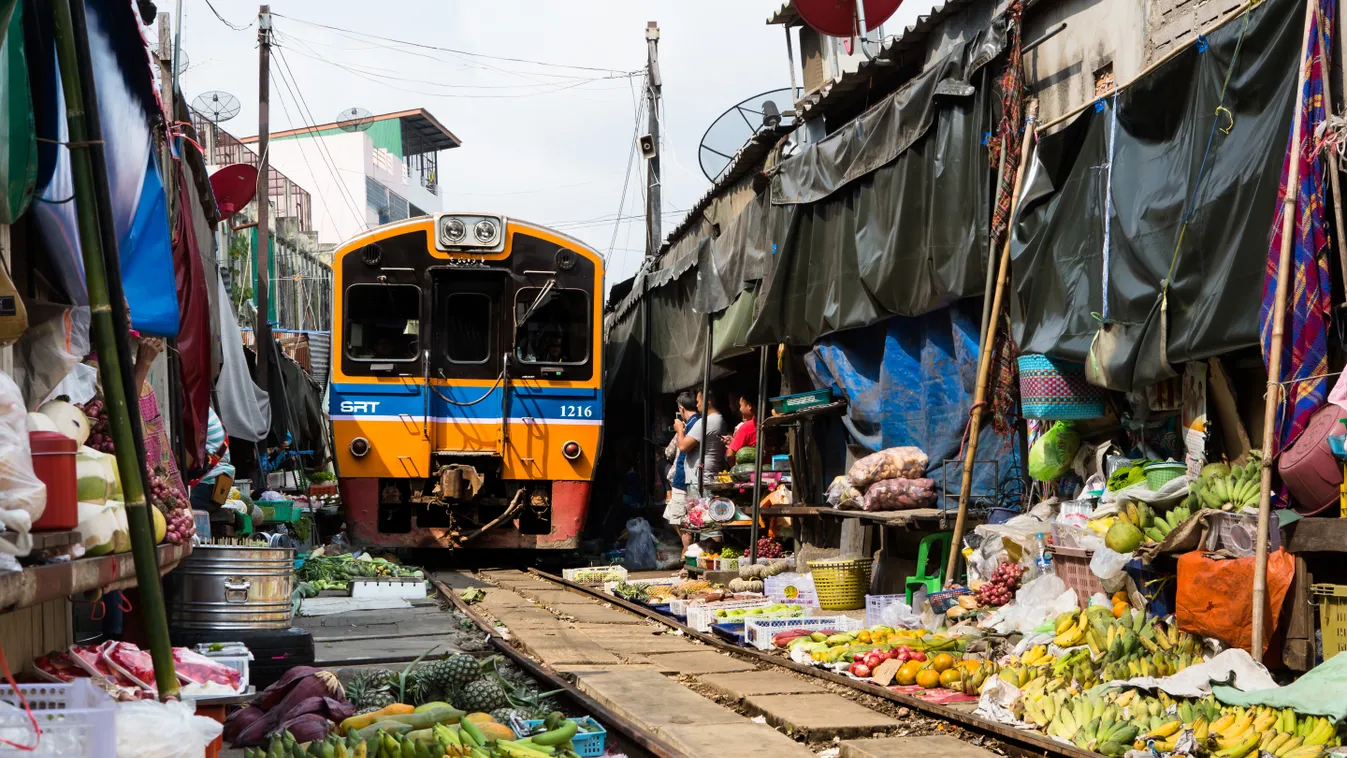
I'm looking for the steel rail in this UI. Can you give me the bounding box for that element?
[431,576,687,758]
[527,569,1093,758]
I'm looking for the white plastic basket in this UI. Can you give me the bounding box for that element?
[865,594,907,627]
[563,566,627,585]
[743,615,865,651]
[687,598,775,632]
[0,680,115,757]
[720,557,741,573]
[764,572,819,607]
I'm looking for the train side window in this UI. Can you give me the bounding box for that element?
[444,293,491,364]
[345,283,421,362]
[514,287,589,365]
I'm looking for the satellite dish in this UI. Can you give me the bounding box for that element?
[192,91,241,123]
[337,107,374,133]
[796,0,902,37]
[698,88,800,183]
[209,163,259,221]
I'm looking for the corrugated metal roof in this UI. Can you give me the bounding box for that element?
[766,1,802,26]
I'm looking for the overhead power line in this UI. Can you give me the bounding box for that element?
[203,0,252,31]
[271,12,633,75]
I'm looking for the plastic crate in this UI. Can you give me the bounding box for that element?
[865,594,907,627]
[0,680,116,757]
[562,566,627,585]
[257,499,299,523]
[1204,512,1282,556]
[603,576,680,597]
[720,556,741,573]
[687,598,776,632]
[1313,584,1347,662]
[743,615,864,651]
[765,572,818,607]
[1048,545,1101,607]
[770,388,833,415]
[515,717,606,757]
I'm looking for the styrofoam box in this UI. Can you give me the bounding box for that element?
[351,578,428,600]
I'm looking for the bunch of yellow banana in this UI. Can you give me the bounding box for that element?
[1042,692,1140,756]
[1019,644,1055,667]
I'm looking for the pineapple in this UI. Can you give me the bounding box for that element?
[457,678,509,713]
[345,669,394,711]
[423,654,481,693]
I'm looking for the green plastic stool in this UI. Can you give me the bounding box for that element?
[905,531,953,605]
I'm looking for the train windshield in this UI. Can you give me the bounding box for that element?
[514,287,588,364]
[345,283,421,362]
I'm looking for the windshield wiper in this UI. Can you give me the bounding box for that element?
[517,279,556,327]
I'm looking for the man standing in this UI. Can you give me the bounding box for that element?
[664,392,699,555]
[679,389,728,499]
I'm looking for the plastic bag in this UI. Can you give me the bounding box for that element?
[1028,421,1080,481]
[116,698,224,758]
[847,446,928,488]
[622,518,657,571]
[14,305,89,410]
[0,371,43,556]
[879,598,922,629]
[825,475,863,510]
[172,648,243,691]
[1089,545,1133,593]
[862,477,937,511]
[42,362,99,407]
[990,574,1078,634]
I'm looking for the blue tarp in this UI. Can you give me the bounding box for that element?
[805,300,1017,503]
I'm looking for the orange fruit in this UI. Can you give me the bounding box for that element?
[939,669,962,688]
[962,659,982,673]
[896,661,921,686]
[915,669,940,689]
[932,653,955,672]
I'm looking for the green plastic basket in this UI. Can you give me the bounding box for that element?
[770,389,834,415]
[1143,462,1186,490]
[258,499,300,523]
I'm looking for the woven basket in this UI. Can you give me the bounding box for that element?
[807,558,872,610]
[1017,354,1106,420]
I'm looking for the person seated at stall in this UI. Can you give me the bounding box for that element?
[722,394,758,458]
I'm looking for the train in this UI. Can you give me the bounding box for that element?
[328,212,603,549]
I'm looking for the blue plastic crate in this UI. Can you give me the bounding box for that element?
[516,717,606,757]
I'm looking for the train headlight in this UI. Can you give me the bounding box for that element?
[562,440,582,461]
[350,437,371,458]
[474,219,498,244]
[441,217,467,244]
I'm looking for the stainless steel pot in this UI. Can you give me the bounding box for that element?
[169,544,295,631]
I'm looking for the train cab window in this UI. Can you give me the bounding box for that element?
[345,284,421,362]
[444,293,492,363]
[514,286,589,365]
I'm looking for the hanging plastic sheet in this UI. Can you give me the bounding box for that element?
[25,0,178,335]
[747,52,994,346]
[173,165,211,469]
[213,275,270,442]
[805,301,1016,500]
[0,2,35,223]
[1010,0,1302,390]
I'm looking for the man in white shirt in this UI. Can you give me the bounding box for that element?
[677,389,728,499]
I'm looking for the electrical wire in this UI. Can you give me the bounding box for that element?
[203,0,252,31]
[271,12,632,75]
[607,73,648,258]
[271,45,369,231]
[268,67,365,230]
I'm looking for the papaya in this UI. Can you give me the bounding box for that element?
[342,704,416,734]
[354,722,413,742]
[476,723,516,743]
[368,707,466,730]
[413,702,452,714]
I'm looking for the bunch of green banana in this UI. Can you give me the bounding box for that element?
[1190,455,1262,512]
[247,731,368,758]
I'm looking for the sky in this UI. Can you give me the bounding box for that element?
[170,1,939,292]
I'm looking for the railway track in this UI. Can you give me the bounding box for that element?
[444,567,1090,758]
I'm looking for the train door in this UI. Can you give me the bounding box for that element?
[429,270,509,454]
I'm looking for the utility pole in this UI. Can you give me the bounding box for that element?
[156,13,175,217]
[640,21,661,507]
[644,21,661,258]
[255,5,273,393]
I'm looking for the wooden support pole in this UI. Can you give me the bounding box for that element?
[1254,0,1319,658]
[1313,6,1347,302]
[946,100,1040,588]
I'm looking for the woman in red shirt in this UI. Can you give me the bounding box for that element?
[723,395,757,455]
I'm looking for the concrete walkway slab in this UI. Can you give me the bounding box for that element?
[551,604,645,624]
[577,626,697,655]
[744,693,899,740]
[661,723,816,758]
[572,669,743,730]
[642,651,757,675]
[698,670,828,699]
[840,735,997,758]
[508,626,621,665]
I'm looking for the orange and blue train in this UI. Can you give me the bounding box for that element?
[329,213,603,550]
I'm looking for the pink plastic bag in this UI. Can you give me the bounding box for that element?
[847,447,929,488]
[172,648,243,690]
[862,477,937,511]
[103,641,157,692]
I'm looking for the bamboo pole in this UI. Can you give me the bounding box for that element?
[946,100,1040,588]
[1253,0,1319,659]
[50,0,179,697]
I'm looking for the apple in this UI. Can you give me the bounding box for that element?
[854,652,867,662]
[894,651,912,663]
[910,651,927,662]
[850,663,872,678]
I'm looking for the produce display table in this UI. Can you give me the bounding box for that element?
[0,542,190,613]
